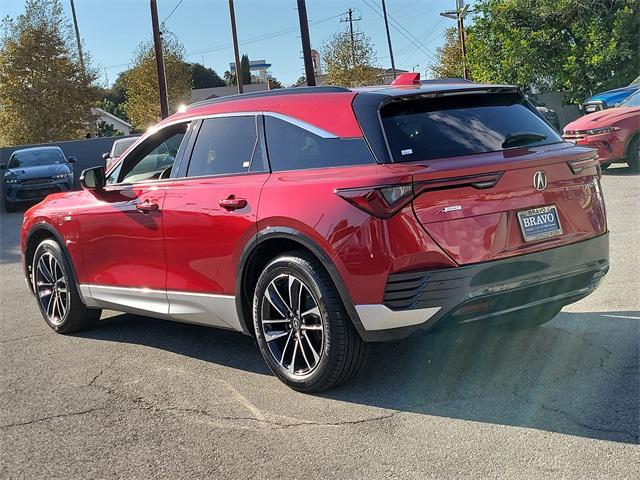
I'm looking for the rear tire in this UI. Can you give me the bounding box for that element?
[32,239,101,334]
[252,251,367,393]
[626,136,639,173]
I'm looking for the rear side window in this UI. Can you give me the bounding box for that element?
[381,92,562,162]
[187,116,262,177]
[264,116,374,171]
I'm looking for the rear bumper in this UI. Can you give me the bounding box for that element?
[356,234,609,341]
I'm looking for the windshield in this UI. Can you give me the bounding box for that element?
[8,148,66,168]
[112,138,137,157]
[381,92,562,162]
[619,90,640,107]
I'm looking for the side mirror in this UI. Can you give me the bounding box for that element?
[0,163,6,170]
[80,166,105,191]
[102,152,110,160]
[67,156,77,163]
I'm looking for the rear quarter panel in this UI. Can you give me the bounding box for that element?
[257,165,457,305]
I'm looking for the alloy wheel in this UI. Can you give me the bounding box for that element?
[35,252,68,325]
[260,273,325,376]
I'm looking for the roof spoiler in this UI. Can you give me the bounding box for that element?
[391,72,421,86]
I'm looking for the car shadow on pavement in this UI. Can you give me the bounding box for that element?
[82,309,639,445]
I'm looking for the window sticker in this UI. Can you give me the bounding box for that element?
[401,148,413,156]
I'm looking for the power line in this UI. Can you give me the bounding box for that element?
[162,0,185,25]
[361,0,438,63]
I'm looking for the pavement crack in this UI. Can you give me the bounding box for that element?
[0,333,46,344]
[88,357,120,387]
[512,386,639,442]
[0,406,109,430]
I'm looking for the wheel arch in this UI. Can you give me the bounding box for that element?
[235,227,366,339]
[24,224,78,295]
[624,129,639,156]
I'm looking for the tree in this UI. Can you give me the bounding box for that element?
[467,0,639,103]
[0,0,98,146]
[322,30,378,87]
[239,54,252,85]
[190,63,225,89]
[123,36,191,129]
[96,120,123,137]
[269,77,283,89]
[430,27,465,79]
[224,70,236,86]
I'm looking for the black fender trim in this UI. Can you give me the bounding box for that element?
[235,227,370,341]
[24,223,80,296]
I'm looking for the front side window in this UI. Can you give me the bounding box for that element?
[264,116,375,171]
[187,116,261,177]
[109,123,188,185]
[381,92,562,162]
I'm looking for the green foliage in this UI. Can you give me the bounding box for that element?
[322,30,379,87]
[430,27,465,79]
[269,77,283,89]
[96,120,123,137]
[190,62,225,89]
[240,54,252,85]
[0,0,99,146]
[224,70,236,86]
[123,36,191,130]
[97,98,128,123]
[467,0,639,103]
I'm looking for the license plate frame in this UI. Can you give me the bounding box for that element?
[517,205,563,243]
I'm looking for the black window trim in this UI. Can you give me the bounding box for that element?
[104,120,194,190]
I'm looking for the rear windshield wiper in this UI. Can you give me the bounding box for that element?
[502,132,547,149]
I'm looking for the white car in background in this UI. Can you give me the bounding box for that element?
[102,136,139,170]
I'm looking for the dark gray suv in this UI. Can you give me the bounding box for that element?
[1,146,75,212]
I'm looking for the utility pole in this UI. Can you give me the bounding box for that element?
[380,0,396,79]
[297,0,316,86]
[340,8,361,67]
[69,0,85,73]
[440,0,470,80]
[228,0,243,94]
[150,0,169,118]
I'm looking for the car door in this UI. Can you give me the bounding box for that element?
[76,121,192,315]
[162,114,270,330]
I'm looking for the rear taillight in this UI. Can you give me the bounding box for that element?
[336,172,503,219]
[335,184,413,219]
[567,154,600,177]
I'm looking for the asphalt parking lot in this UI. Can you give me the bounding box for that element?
[0,166,638,479]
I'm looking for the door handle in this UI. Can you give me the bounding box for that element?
[136,200,159,213]
[219,195,247,211]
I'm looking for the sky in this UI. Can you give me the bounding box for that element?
[1,0,469,87]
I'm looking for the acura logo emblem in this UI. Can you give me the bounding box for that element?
[533,171,547,191]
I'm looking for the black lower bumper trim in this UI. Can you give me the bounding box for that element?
[372,234,609,341]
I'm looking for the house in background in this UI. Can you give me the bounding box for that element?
[92,108,132,135]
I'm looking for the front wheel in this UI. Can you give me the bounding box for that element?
[32,239,102,334]
[252,251,367,393]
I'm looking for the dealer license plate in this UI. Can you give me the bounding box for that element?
[517,205,563,243]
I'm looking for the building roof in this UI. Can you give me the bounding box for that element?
[93,108,132,129]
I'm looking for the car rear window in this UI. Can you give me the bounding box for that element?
[381,92,562,162]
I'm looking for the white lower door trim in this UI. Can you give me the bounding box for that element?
[79,284,243,332]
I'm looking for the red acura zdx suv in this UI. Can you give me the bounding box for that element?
[21,76,609,392]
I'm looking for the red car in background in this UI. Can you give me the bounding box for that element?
[21,76,609,392]
[563,91,640,172]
